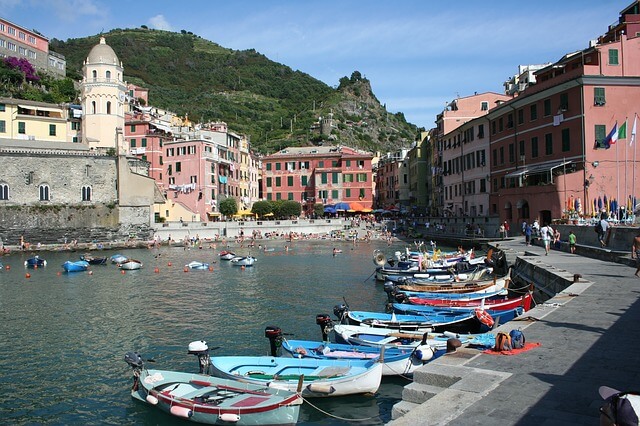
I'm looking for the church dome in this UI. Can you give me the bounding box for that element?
[86,36,119,65]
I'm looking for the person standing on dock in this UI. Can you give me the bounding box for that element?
[540,223,553,255]
[568,231,576,254]
[632,232,640,277]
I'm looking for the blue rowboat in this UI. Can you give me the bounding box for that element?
[62,260,89,272]
[25,256,47,268]
[124,351,302,425]
[209,355,382,397]
[110,254,127,264]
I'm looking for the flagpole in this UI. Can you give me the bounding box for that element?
[624,118,628,216]
[616,126,620,220]
[634,113,638,219]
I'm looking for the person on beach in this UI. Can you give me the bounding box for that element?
[525,223,532,246]
[540,223,553,255]
[597,215,609,247]
[568,231,576,254]
[632,232,640,277]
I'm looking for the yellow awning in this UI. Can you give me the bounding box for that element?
[237,210,255,216]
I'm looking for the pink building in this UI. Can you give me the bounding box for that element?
[261,146,374,216]
[488,1,640,226]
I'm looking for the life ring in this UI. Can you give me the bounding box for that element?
[475,309,494,328]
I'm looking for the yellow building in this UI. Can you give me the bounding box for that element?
[0,97,73,143]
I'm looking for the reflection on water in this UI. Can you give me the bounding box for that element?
[0,240,435,425]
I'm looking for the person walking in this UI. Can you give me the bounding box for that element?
[540,223,553,255]
[597,215,609,247]
[568,231,577,254]
[525,223,532,246]
[632,232,640,277]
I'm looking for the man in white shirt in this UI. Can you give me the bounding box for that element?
[540,223,554,255]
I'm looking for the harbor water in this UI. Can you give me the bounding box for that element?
[0,239,432,425]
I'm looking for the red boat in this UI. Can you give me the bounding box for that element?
[407,292,533,312]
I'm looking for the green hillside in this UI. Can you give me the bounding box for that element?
[50,28,418,154]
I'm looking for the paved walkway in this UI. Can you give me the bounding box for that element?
[389,236,640,425]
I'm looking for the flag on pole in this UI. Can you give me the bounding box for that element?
[603,122,618,149]
[618,120,627,139]
[631,114,637,146]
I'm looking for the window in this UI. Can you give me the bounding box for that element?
[346,160,351,167]
[332,160,339,167]
[545,133,553,155]
[595,125,607,149]
[39,184,50,201]
[275,177,281,187]
[321,173,327,184]
[288,192,294,200]
[287,176,293,186]
[318,161,324,168]
[49,124,56,136]
[594,87,606,106]
[481,101,488,111]
[508,143,515,163]
[0,183,8,200]
[18,122,25,134]
[286,161,295,171]
[141,138,147,147]
[609,49,619,65]
[92,70,97,79]
[175,162,181,172]
[559,93,569,111]
[519,140,525,158]
[266,163,271,171]
[0,120,5,133]
[130,125,136,132]
[0,103,4,112]
[359,188,365,199]
[276,193,281,200]
[507,114,513,129]
[345,188,351,197]
[561,128,571,152]
[71,121,80,130]
[275,162,281,170]
[499,147,504,164]
[130,139,136,147]
[82,186,92,201]
[357,173,367,182]
[498,117,503,132]
[343,173,353,182]
[106,70,111,79]
[531,136,538,158]
[301,175,308,186]
[91,101,96,114]
[543,99,551,116]
[480,179,486,193]
[332,172,339,184]
[266,177,272,187]
[478,124,484,138]
[167,164,172,175]
[517,109,524,125]
[106,102,111,114]
[332,190,339,199]
[530,104,538,120]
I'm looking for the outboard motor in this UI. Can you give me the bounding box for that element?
[394,292,408,303]
[124,351,144,391]
[333,303,349,324]
[316,314,334,342]
[383,281,398,303]
[188,340,211,375]
[264,326,283,357]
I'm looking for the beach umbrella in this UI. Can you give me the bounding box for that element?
[603,195,608,213]
[612,199,618,217]
[593,198,598,214]
[576,198,582,214]
[568,195,574,211]
[598,196,603,211]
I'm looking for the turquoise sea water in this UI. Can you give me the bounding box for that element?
[0,239,432,425]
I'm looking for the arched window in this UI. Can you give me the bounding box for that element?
[91,101,96,114]
[0,183,8,200]
[106,70,111,79]
[92,70,97,79]
[39,184,50,201]
[106,101,111,115]
[82,186,92,201]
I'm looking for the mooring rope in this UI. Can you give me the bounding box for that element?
[302,397,381,422]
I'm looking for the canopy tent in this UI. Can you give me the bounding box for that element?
[324,205,337,214]
[349,201,367,212]
[236,210,255,216]
[334,202,350,211]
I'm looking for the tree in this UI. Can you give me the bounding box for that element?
[280,200,301,218]
[251,200,272,217]
[313,203,325,217]
[219,197,238,218]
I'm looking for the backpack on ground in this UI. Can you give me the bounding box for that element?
[509,329,526,349]
[494,331,512,351]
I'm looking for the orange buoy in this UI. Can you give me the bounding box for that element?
[88,270,93,275]
[167,262,172,267]
[121,269,126,274]
[25,273,31,278]
[33,265,38,269]
[56,271,61,276]
[154,267,159,273]
[208,266,214,272]
[183,267,189,272]
[241,265,246,270]
[5,265,10,270]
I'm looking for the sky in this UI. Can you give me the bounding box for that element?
[0,0,633,129]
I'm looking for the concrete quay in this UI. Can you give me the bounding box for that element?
[388,236,640,425]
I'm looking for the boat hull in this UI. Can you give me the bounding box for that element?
[132,368,301,425]
[62,261,89,272]
[209,356,382,397]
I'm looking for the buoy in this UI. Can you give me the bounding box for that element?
[33,265,38,269]
[25,272,31,278]
[241,265,246,270]
[218,413,240,422]
[121,270,126,275]
[208,266,214,271]
[169,405,192,418]
[56,271,61,276]
[183,267,189,272]
[5,265,10,270]
[88,270,93,275]
[146,395,159,405]
[154,267,159,273]
[167,262,172,267]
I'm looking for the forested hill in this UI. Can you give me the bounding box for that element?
[50,28,418,154]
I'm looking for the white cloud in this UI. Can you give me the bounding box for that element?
[148,14,172,31]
